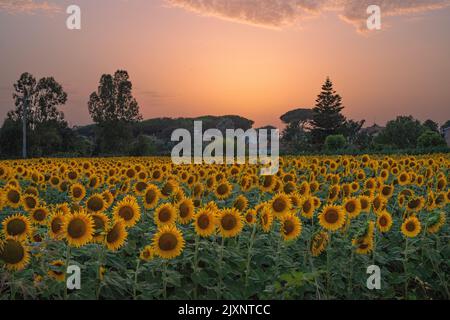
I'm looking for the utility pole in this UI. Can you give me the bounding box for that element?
[22,93,28,159]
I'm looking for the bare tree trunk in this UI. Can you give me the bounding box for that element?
[22,97,27,159]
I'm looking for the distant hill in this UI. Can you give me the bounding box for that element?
[75,115,255,140]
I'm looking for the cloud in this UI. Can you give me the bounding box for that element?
[0,0,61,14]
[166,0,450,31]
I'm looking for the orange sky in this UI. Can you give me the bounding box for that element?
[1,0,450,128]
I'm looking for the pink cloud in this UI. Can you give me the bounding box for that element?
[0,0,61,14]
[166,0,450,30]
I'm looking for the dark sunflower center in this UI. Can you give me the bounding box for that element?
[324,209,339,224]
[67,218,87,239]
[87,197,104,212]
[405,221,416,232]
[73,188,82,198]
[25,197,37,208]
[303,201,312,213]
[379,216,388,227]
[221,214,237,231]
[197,214,210,230]
[107,224,121,243]
[119,206,134,221]
[179,203,191,218]
[145,190,157,204]
[33,209,46,221]
[7,219,26,236]
[262,214,268,225]
[7,190,20,203]
[273,198,287,212]
[136,182,147,192]
[246,214,254,223]
[159,208,172,222]
[283,220,295,235]
[51,217,63,234]
[158,233,178,251]
[408,199,420,209]
[217,184,229,195]
[0,240,25,264]
[345,202,356,213]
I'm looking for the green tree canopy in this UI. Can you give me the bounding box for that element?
[375,116,425,149]
[310,78,347,146]
[88,70,142,123]
[8,72,68,127]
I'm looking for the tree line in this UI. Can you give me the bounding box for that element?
[0,72,448,159]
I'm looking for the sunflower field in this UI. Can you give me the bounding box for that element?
[0,155,449,300]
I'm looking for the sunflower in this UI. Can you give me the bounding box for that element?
[318,205,346,231]
[86,193,106,214]
[102,190,115,209]
[260,175,275,192]
[427,212,446,234]
[380,184,394,199]
[301,197,315,219]
[260,207,274,233]
[31,206,50,225]
[2,214,32,240]
[62,210,94,247]
[0,238,30,271]
[359,196,371,213]
[311,231,329,257]
[48,260,65,282]
[90,212,109,242]
[215,181,233,200]
[233,195,249,212]
[270,193,291,219]
[217,208,244,238]
[140,245,155,262]
[22,194,39,211]
[153,225,185,259]
[377,211,393,233]
[398,172,410,186]
[105,220,128,251]
[406,197,425,212]
[177,198,195,224]
[401,216,422,238]
[48,211,65,239]
[343,198,361,219]
[352,237,373,255]
[244,209,257,225]
[160,180,178,199]
[113,196,141,228]
[133,181,148,196]
[371,195,387,214]
[143,185,160,209]
[193,208,217,237]
[4,187,21,208]
[280,213,302,241]
[155,203,177,227]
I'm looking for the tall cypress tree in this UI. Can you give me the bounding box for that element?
[310,77,346,145]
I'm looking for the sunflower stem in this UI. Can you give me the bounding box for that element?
[95,246,106,300]
[133,259,141,300]
[244,223,257,291]
[403,238,409,300]
[64,245,72,300]
[326,232,332,299]
[162,260,169,299]
[217,236,225,299]
[193,235,200,300]
[10,271,16,300]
